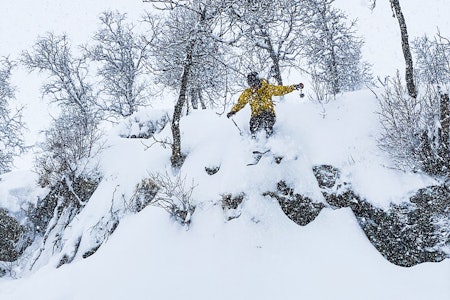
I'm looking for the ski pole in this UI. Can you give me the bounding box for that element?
[299,88,305,98]
[230,117,243,136]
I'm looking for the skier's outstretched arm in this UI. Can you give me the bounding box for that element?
[269,83,304,96]
[227,89,251,117]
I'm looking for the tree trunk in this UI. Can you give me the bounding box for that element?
[190,88,198,110]
[390,0,417,99]
[257,24,283,85]
[318,5,339,96]
[171,41,194,169]
[270,51,283,85]
[199,90,206,109]
[329,46,340,96]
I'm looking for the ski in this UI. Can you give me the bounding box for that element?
[247,150,270,166]
[247,150,284,166]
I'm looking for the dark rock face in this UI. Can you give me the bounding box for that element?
[205,166,220,175]
[0,176,102,270]
[312,164,450,267]
[401,186,450,263]
[222,193,245,221]
[263,181,325,226]
[1,177,99,268]
[29,177,100,235]
[261,164,449,266]
[313,164,340,189]
[0,209,26,262]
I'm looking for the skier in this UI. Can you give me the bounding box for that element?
[227,72,304,138]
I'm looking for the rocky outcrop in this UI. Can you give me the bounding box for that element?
[24,177,100,270]
[312,164,449,267]
[0,209,27,262]
[29,177,100,235]
[260,164,450,266]
[222,193,245,221]
[263,181,325,226]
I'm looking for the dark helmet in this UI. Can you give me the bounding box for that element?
[247,71,261,88]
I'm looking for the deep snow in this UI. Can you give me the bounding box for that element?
[2,207,450,300]
[1,0,450,299]
[2,88,449,300]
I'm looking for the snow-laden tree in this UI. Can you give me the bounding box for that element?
[373,2,450,176]
[301,0,371,97]
[144,0,239,168]
[27,109,103,271]
[146,3,236,109]
[228,0,304,85]
[378,72,423,171]
[85,10,152,119]
[35,108,103,189]
[0,57,25,175]
[413,33,450,86]
[21,33,98,126]
[378,77,441,175]
[28,109,102,270]
[378,33,450,176]
[412,34,450,176]
[22,33,103,187]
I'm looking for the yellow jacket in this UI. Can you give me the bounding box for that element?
[230,80,295,117]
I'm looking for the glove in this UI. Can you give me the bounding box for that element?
[294,83,304,90]
[227,111,235,118]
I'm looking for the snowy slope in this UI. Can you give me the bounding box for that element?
[1,207,450,300]
[2,90,449,300]
[1,1,450,299]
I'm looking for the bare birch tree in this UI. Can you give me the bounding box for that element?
[86,10,153,119]
[22,33,103,186]
[22,33,98,126]
[0,57,25,174]
[229,0,304,85]
[144,0,238,168]
[370,0,417,98]
[379,33,450,176]
[302,0,371,97]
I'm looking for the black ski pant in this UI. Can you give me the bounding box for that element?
[250,110,276,138]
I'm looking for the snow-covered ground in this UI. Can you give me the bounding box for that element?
[1,1,450,299]
[2,88,449,300]
[1,206,449,300]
